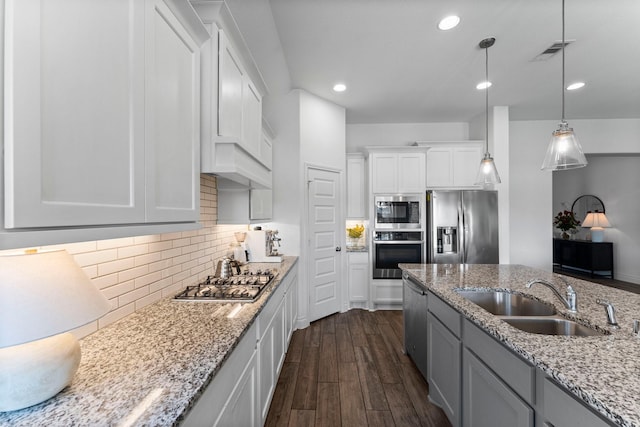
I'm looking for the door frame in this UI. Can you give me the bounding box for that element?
[302,162,346,325]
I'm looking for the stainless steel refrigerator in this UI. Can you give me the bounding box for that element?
[426,190,499,264]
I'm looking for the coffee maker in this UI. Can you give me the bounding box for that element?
[245,229,283,263]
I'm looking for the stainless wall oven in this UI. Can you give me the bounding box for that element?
[374,195,422,229]
[373,231,423,279]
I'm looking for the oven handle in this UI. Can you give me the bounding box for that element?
[373,241,424,244]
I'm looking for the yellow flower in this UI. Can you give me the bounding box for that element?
[347,224,364,238]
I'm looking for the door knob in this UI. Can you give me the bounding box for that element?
[336,246,342,252]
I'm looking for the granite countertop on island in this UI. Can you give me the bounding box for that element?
[399,263,640,427]
[0,257,299,427]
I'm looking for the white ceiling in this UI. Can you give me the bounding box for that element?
[263,0,640,124]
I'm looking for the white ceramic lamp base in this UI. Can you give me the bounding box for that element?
[0,332,81,412]
[590,227,605,242]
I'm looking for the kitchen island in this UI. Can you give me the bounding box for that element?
[0,257,298,427]
[400,263,640,427]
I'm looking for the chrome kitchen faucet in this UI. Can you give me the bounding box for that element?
[525,278,577,313]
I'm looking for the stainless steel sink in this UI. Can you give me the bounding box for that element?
[503,317,604,337]
[456,290,556,316]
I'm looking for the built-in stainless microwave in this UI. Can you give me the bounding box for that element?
[374,195,422,229]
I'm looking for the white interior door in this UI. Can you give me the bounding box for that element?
[307,167,342,322]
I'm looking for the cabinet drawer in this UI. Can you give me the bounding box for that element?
[464,320,535,404]
[428,291,461,338]
[542,378,612,427]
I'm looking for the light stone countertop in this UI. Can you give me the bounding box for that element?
[0,257,299,427]
[399,263,640,427]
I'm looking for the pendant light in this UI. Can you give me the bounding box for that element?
[541,0,587,170]
[475,37,501,186]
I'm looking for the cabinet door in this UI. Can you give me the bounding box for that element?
[218,30,244,141]
[259,296,285,423]
[242,80,262,156]
[217,351,259,427]
[250,189,272,221]
[371,153,398,193]
[346,155,366,218]
[348,259,369,303]
[463,348,533,427]
[428,312,461,426]
[4,0,145,228]
[145,0,200,222]
[426,147,453,188]
[285,273,298,344]
[452,146,482,187]
[398,153,425,193]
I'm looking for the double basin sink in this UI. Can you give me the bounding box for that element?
[456,290,603,336]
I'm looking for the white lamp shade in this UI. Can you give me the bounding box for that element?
[0,250,111,348]
[582,212,611,228]
[541,124,588,170]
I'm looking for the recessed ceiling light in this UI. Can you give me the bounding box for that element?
[476,81,492,90]
[333,83,347,92]
[438,15,460,31]
[566,82,585,91]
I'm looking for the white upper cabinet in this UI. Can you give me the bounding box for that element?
[3,0,206,230]
[145,0,201,222]
[424,143,483,188]
[346,154,366,218]
[195,3,271,189]
[4,0,146,228]
[217,30,245,143]
[370,151,425,194]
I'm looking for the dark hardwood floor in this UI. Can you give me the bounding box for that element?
[265,310,451,427]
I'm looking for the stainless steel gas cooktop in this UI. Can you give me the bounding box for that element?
[174,270,276,302]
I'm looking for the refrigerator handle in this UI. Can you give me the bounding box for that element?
[458,202,465,263]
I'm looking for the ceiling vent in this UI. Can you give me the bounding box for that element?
[530,40,575,62]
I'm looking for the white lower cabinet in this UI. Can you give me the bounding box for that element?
[183,264,298,426]
[216,350,259,427]
[181,322,259,427]
[258,291,285,423]
[348,252,369,307]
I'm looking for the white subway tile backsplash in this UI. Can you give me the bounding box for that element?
[74,249,118,267]
[102,281,135,300]
[118,244,149,259]
[135,291,162,310]
[118,265,149,283]
[118,286,149,306]
[98,257,136,276]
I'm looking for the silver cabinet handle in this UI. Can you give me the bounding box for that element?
[336,246,342,252]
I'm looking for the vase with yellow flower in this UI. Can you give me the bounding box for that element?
[346,224,365,250]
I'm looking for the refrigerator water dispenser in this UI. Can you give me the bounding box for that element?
[437,227,457,254]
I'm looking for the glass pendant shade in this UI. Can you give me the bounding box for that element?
[475,152,501,185]
[541,121,587,170]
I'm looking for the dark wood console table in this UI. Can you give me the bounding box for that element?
[553,238,614,279]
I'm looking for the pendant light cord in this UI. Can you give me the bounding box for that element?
[561,0,566,123]
[485,44,489,154]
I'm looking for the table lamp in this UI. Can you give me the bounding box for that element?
[0,250,111,412]
[582,212,611,243]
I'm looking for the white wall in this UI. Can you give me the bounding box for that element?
[510,118,640,273]
[346,122,469,152]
